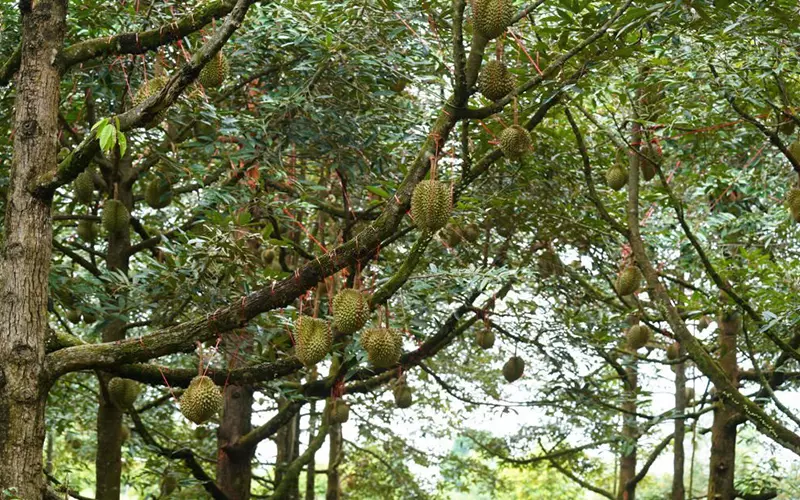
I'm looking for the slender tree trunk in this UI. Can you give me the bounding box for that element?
[326,418,343,500]
[305,370,319,500]
[617,356,638,500]
[672,347,686,500]
[0,1,66,496]
[707,312,740,500]
[275,400,300,500]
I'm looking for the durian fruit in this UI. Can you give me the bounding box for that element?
[626,325,651,350]
[443,223,463,247]
[640,143,659,181]
[393,382,413,409]
[499,125,532,160]
[697,315,711,330]
[132,76,169,126]
[83,310,97,324]
[537,250,562,278]
[478,59,515,101]
[787,187,800,222]
[160,473,179,496]
[462,223,480,243]
[332,289,370,335]
[180,375,223,424]
[360,328,403,368]
[120,424,131,443]
[410,179,452,232]
[198,51,230,88]
[502,356,524,383]
[476,327,495,350]
[606,164,628,191]
[473,0,515,40]
[718,310,742,336]
[107,377,140,410]
[144,176,173,209]
[666,342,680,361]
[328,399,350,424]
[102,199,130,235]
[779,117,796,136]
[77,220,98,243]
[294,315,332,367]
[615,266,642,296]
[261,248,276,265]
[73,171,95,204]
[66,309,82,324]
[789,140,800,163]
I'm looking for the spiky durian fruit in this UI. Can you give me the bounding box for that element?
[626,325,650,350]
[615,266,642,296]
[502,356,524,382]
[262,248,276,265]
[102,199,130,235]
[499,125,532,160]
[476,327,495,349]
[787,188,800,222]
[73,171,95,204]
[789,140,800,163]
[132,76,169,126]
[107,378,140,410]
[332,289,370,334]
[145,176,173,209]
[198,52,230,88]
[411,179,452,232]
[360,327,403,368]
[478,60,515,101]
[393,383,413,409]
[180,375,222,424]
[537,250,562,278]
[462,223,480,243]
[640,143,659,181]
[294,316,332,367]
[66,309,82,324]
[77,220,98,243]
[443,223,463,247]
[160,473,179,496]
[666,342,680,360]
[606,164,628,191]
[328,399,350,424]
[473,0,515,40]
[718,310,742,336]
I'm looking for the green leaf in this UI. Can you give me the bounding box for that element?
[98,123,116,153]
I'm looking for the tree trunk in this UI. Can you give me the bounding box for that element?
[275,400,300,500]
[672,347,687,500]
[305,379,318,500]
[217,382,254,499]
[0,1,66,497]
[617,356,638,500]
[707,312,740,500]
[326,418,343,500]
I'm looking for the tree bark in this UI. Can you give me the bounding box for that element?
[707,312,740,500]
[0,1,66,497]
[672,348,687,500]
[275,399,300,500]
[618,356,638,500]
[217,382,254,499]
[326,417,343,500]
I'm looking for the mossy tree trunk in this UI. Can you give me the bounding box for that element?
[275,399,301,500]
[617,356,638,500]
[672,346,687,500]
[326,418,343,500]
[0,0,66,496]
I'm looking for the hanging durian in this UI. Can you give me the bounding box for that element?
[787,187,800,222]
[478,59,515,101]
[360,327,403,368]
[107,377,140,410]
[473,0,515,40]
[462,223,480,243]
[77,220,98,243]
[476,326,495,349]
[606,163,628,191]
[179,375,222,424]
[499,125,532,160]
[502,356,524,382]
[102,199,130,235]
[332,289,370,334]
[328,399,350,424]
[640,142,659,181]
[626,325,651,350]
[615,265,642,296]
[393,381,413,409]
[198,51,230,88]
[294,316,332,367]
[73,171,95,204]
[411,179,452,232]
[666,342,680,361]
[132,76,169,126]
[145,176,173,209]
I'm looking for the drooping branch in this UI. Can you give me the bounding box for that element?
[268,415,330,500]
[628,432,674,486]
[230,399,306,452]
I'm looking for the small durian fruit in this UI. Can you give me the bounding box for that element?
[537,250,562,278]
[198,51,230,88]
[410,179,452,232]
[261,248,276,265]
[393,383,413,409]
[102,199,130,235]
[476,327,495,350]
[462,223,480,243]
[606,164,628,191]
[786,187,800,223]
[473,0,515,40]
[332,289,370,334]
[144,176,173,209]
[77,220,98,243]
[443,223,463,247]
[132,76,169,126]
[666,342,680,361]
[66,309,82,324]
[328,399,350,424]
[478,59,515,101]
[180,375,223,424]
[73,171,95,204]
[789,140,800,163]
[698,315,711,330]
[294,315,333,367]
[120,424,131,443]
[83,310,97,325]
[626,325,651,350]
[499,125,532,160]
[502,356,525,383]
[780,119,796,136]
[615,266,642,296]
[640,143,659,181]
[107,377,140,410]
[360,327,403,368]
[718,310,742,336]
[160,473,179,496]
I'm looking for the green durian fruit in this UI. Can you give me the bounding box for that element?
[66,309,82,324]
[411,179,452,232]
[107,377,140,410]
[77,220,98,243]
[640,143,659,181]
[328,399,350,424]
[443,223,463,247]
[473,0,515,40]
[462,223,480,243]
[499,125,532,160]
[476,327,495,349]
[294,316,332,367]
[478,60,515,101]
[779,118,796,136]
[537,250,562,278]
[393,384,413,409]
[718,310,742,336]
[615,266,642,296]
[132,76,169,126]
[102,199,130,235]
[73,171,95,204]
[787,187,800,222]
[360,327,403,368]
[160,473,179,496]
[789,140,800,163]
[261,248,276,265]
[198,52,230,88]
[606,164,628,190]
[666,342,680,361]
[698,315,711,330]
[626,325,651,350]
[145,176,173,209]
[332,289,370,334]
[179,375,222,424]
[502,356,524,382]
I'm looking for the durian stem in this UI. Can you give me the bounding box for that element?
[495,37,504,61]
